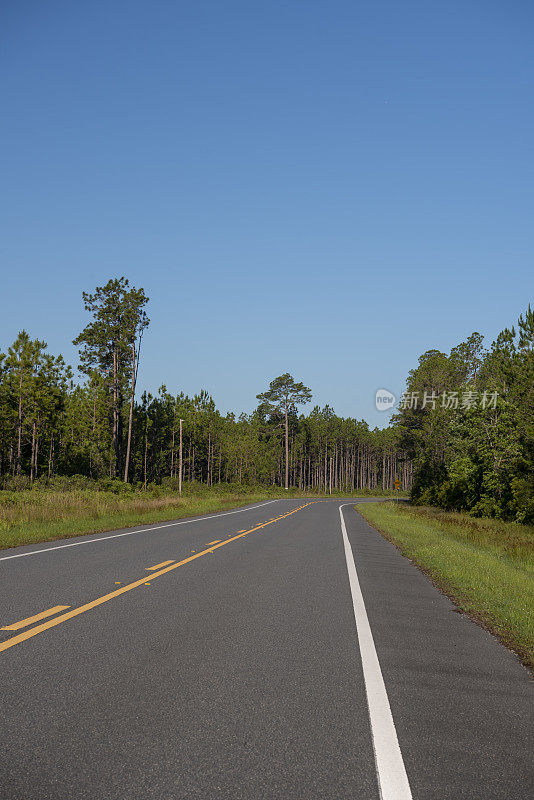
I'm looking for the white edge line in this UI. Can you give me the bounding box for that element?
[0,499,282,562]
[339,503,413,800]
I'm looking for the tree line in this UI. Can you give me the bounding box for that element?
[0,278,410,494]
[2,277,530,520]
[395,308,534,522]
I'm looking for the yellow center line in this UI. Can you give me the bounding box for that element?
[146,560,174,571]
[0,503,314,655]
[1,605,71,631]
[205,540,221,546]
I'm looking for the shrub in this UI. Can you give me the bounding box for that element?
[1,475,31,491]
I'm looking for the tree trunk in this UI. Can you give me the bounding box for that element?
[143,424,148,490]
[124,338,139,482]
[284,406,289,489]
[112,343,119,477]
[16,360,24,475]
[171,411,176,478]
[30,421,36,482]
[178,418,183,496]
[208,431,211,487]
[33,423,39,480]
[187,441,191,483]
[90,391,96,478]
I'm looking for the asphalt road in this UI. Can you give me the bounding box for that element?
[0,499,531,799]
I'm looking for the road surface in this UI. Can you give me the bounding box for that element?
[0,499,531,799]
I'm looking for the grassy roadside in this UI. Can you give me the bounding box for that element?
[0,485,404,551]
[0,489,272,551]
[357,502,534,670]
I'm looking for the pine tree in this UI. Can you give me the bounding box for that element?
[73,278,149,479]
[257,374,312,489]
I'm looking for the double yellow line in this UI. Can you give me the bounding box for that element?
[0,503,313,656]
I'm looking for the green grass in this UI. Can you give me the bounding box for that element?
[0,484,403,551]
[357,502,534,670]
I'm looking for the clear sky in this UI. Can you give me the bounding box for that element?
[1,1,532,427]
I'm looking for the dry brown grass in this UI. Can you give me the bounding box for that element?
[0,488,270,549]
[0,490,184,526]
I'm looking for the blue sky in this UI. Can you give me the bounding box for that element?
[1,0,532,427]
